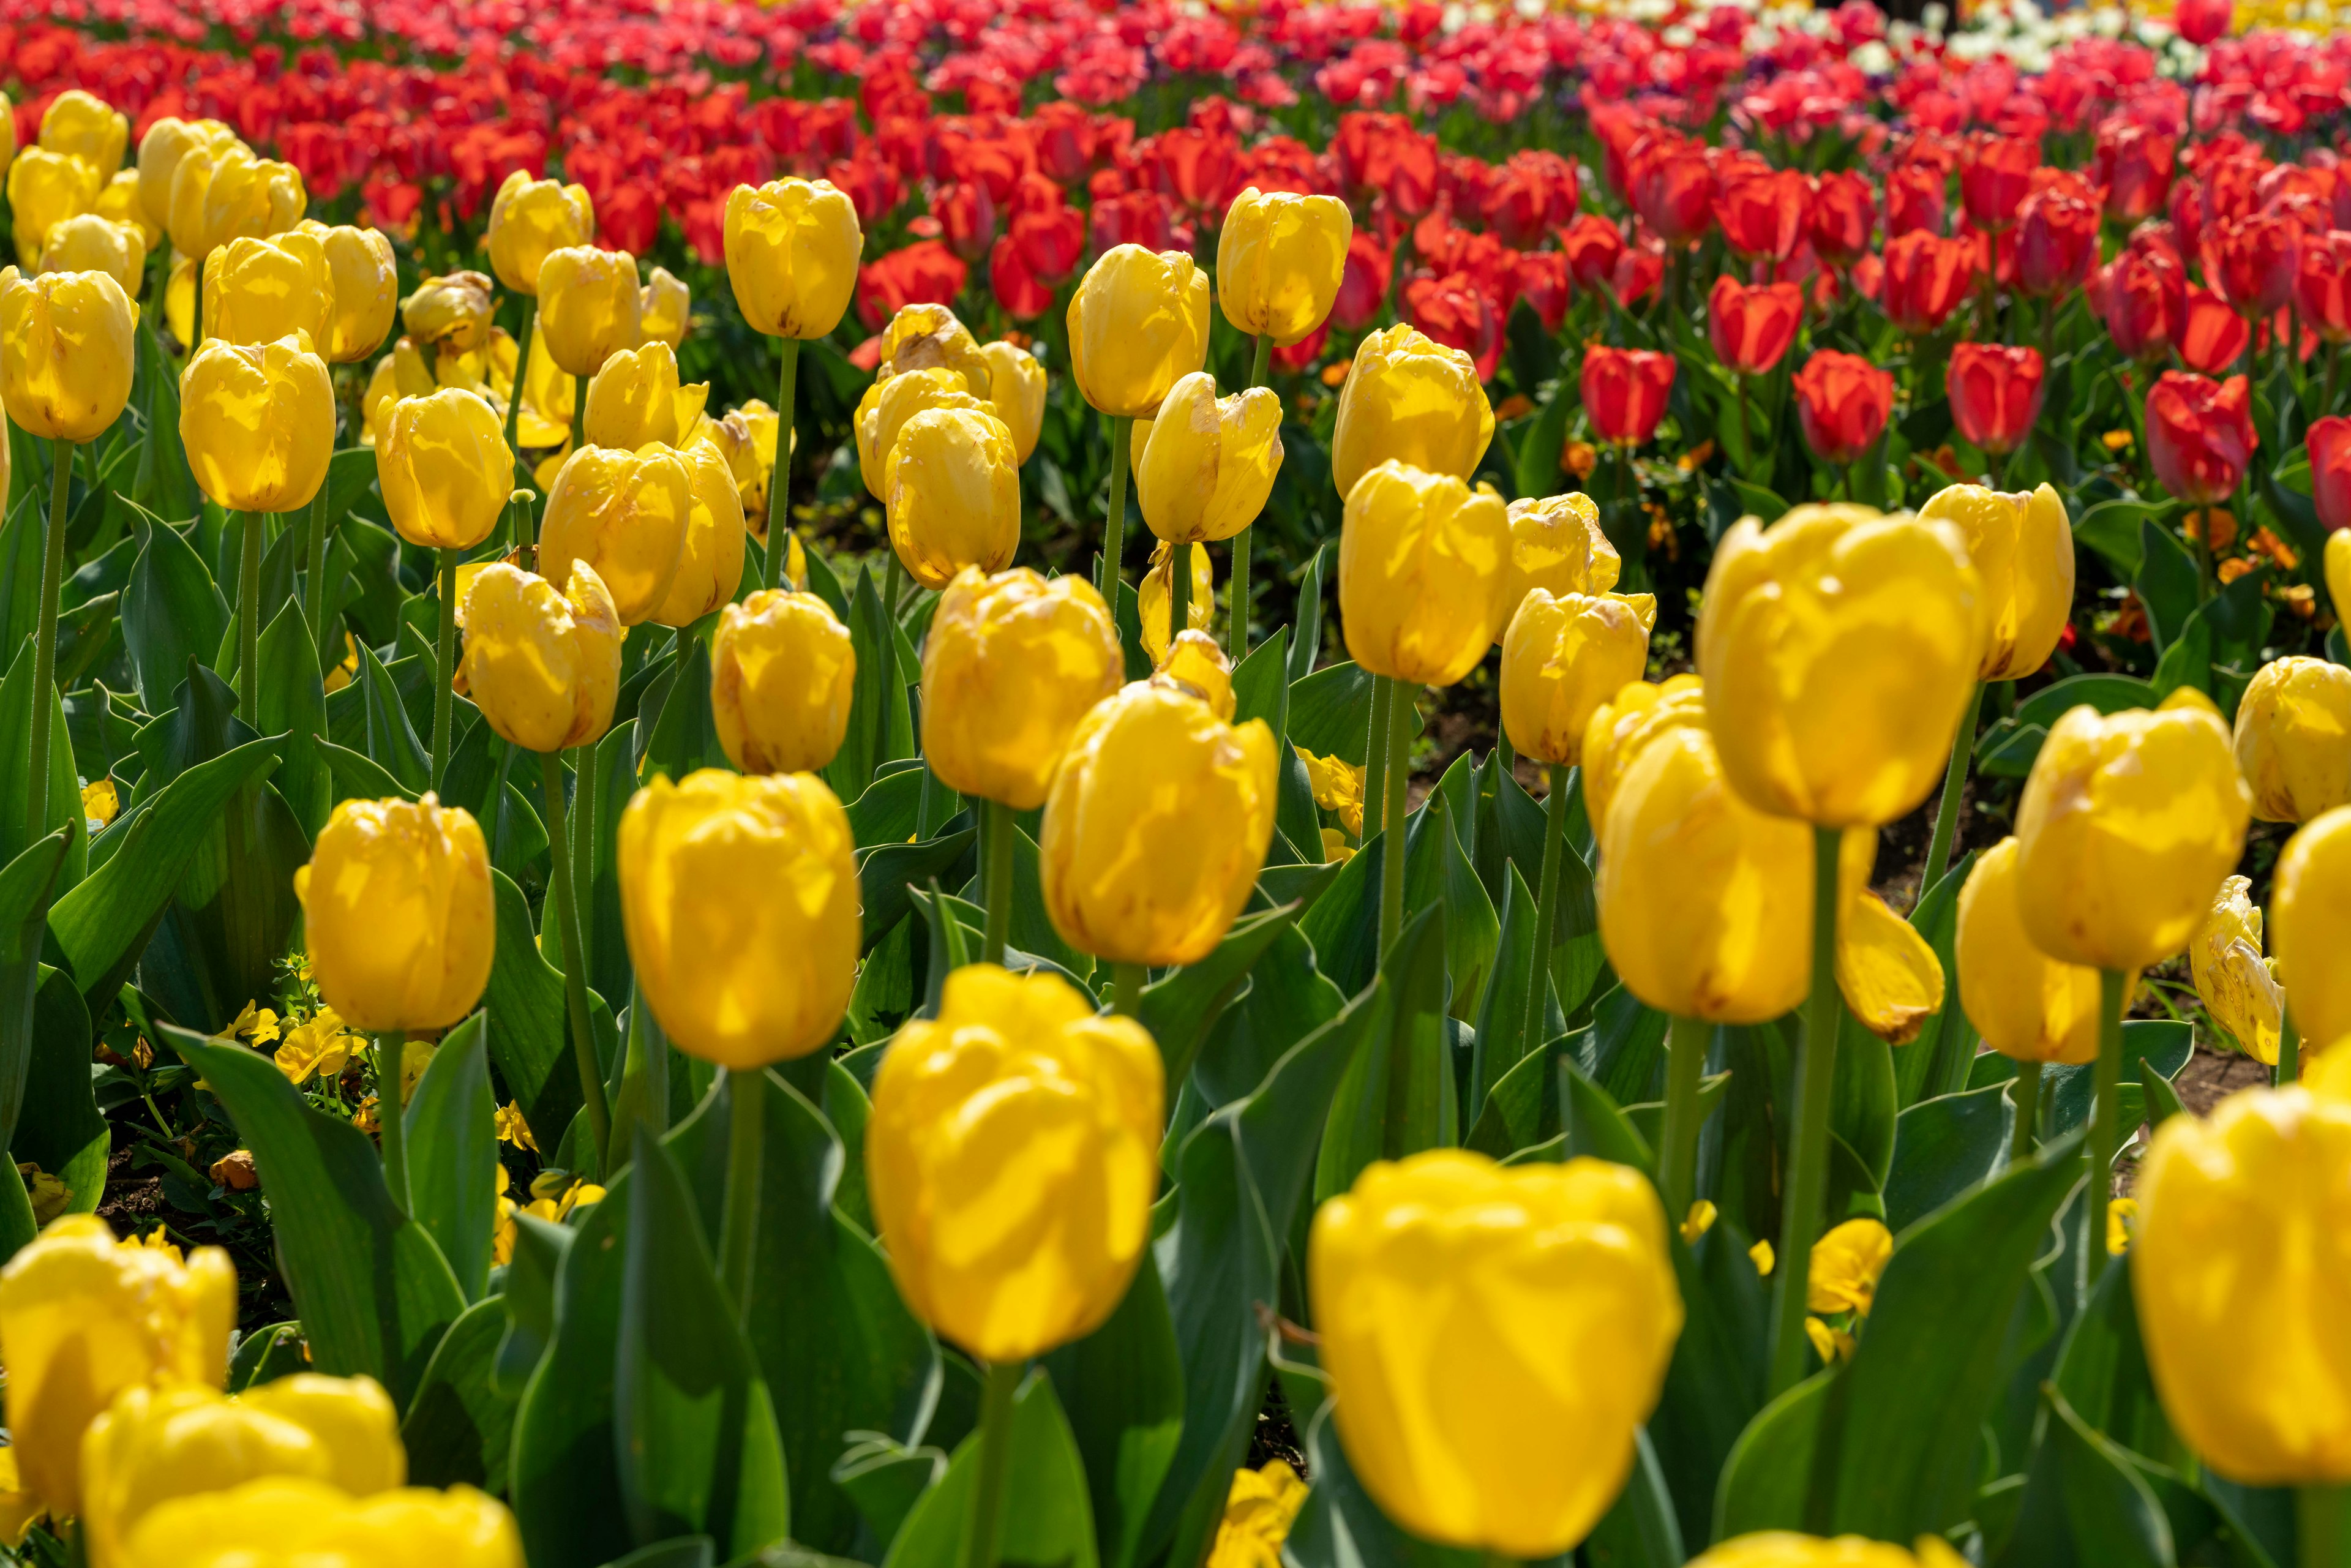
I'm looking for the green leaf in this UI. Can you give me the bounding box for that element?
[492,1211,572,1398]
[1832,1010,1898,1191]
[318,735,416,805]
[1713,1373,1832,1539]
[229,1322,309,1391]
[2051,1254,2183,1469]
[858,831,976,956]
[1043,1252,1186,1568]
[2072,499,2158,577]
[511,1182,634,1567]
[846,763,926,851]
[1285,1396,1483,1568]
[2047,1021,2192,1140]
[1513,375,1576,501]
[15,967,103,1215]
[133,320,199,520]
[256,598,330,838]
[1190,921,1344,1111]
[356,636,430,792]
[1883,1082,2014,1231]
[1296,820,1381,995]
[642,631,724,784]
[404,1013,498,1301]
[0,639,82,885]
[1313,905,1453,1203]
[402,1294,521,1491]
[1286,544,1328,686]
[1467,863,1553,1117]
[1999,1386,2176,1568]
[1654,1221,1769,1551]
[880,1369,1100,1568]
[171,1032,467,1408]
[1565,1062,1655,1173]
[823,568,915,802]
[2134,517,2200,652]
[1287,661,1374,766]
[121,514,227,711]
[1403,793,1498,1023]
[0,833,73,1156]
[1136,901,1301,1098]
[602,1539,713,1568]
[1231,626,1291,736]
[1896,851,1981,1108]
[1586,1430,1687,1568]
[483,868,581,1155]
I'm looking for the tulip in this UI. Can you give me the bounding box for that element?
[2190,875,2287,1065]
[1331,324,1495,505]
[1500,590,1652,768]
[646,441,746,629]
[583,339,707,451]
[1067,244,1212,419]
[855,367,994,500]
[921,565,1123,812]
[2015,186,2099,299]
[1810,171,1877,268]
[486,172,594,296]
[2274,807,2351,1056]
[1040,680,1279,968]
[2234,656,2351,823]
[1792,350,1894,467]
[94,170,158,251]
[873,302,993,397]
[1153,629,1236,722]
[695,400,781,522]
[1879,231,1974,336]
[1945,343,2045,464]
[2098,247,2186,362]
[1687,1535,1966,1567]
[724,176,863,340]
[0,1215,236,1517]
[180,334,332,514]
[1581,347,1674,448]
[377,389,512,551]
[867,963,1163,1363]
[400,271,494,356]
[539,442,692,625]
[202,230,332,348]
[1960,135,2039,230]
[0,265,138,442]
[712,590,856,775]
[1136,372,1283,545]
[299,222,398,364]
[10,149,101,269]
[456,561,622,755]
[2311,417,2351,532]
[2178,286,2251,375]
[1217,187,1351,346]
[1309,1150,1680,1558]
[1580,674,1707,838]
[1914,482,2075,682]
[1956,836,2104,1068]
[137,119,236,231]
[978,339,1046,463]
[1633,141,1715,246]
[639,265,690,348]
[538,246,643,377]
[170,147,305,261]
[2147,371,2257,506]
[2297,231,2351,345]
[885,406,1021,591]
[296,794,493,1034]
[39,213,141,298]
[118,1476,523,1568]
[1717,168,1811,264]
[1340,461,1513,689]
[1503,490,1629,617]
[1708,277,1802,377]
[2205,212,2299,320]
[39,89,127,181]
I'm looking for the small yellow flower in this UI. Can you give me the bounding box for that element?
[1680,1199,1718,1245]
[272,1008,356,1085]
[323,632,358,693]
[18,1162,69,1225]
[1750,1239,1775,1277]
[126,1226,182,1262]
[1806,1315,1858,1365]
[1295,746,1366,838]
[350,1095,378,1135]
[2102,429,2135,452]
[2107,1196,2138,1256]
[495,1101,538,1152]
[227,1000,280,1047]
[1807,1217,1894,1317]
[208,1150,258,1191]
[1319,827,1355,866]
[81,776,118,828]
[1206,1460,1309,1568]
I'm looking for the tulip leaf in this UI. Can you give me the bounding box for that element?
[0,835,73,1158]
[2050,1255,2183,1471]
[133,318,200,521]
[255,598,331,839]
[121,512,228,713]
[1587,983,1672,1109]
[511,1178,634,1568]
[858,828,977,958]
[1895,850,1981,1108]
[1714,1373,1833,1539]
[356,635,430,792]
[1466,861,1552,1115]
[484,867,583,1150]
[2070,498,2158,579]
[1464,1021,1567,1159]
[404,1013,498,1302]
[1190,921,1346,1112]
[880,1367,1100,1568]
[1296,821,1380,994]
[825,567,915,803]
[1997,1386,2177,1568]
[604,1540,716,1568]
[642,631,724,784]
[1043,1251,1186,1568]
[318,734,417,805]
[2151,613,2214,702]
[2007,673,2164,734]
[2044,1021,2191,1141]
[229,1322,309,1392]
[1286,544,1328,685]
[1976,721,2052,780]
[1469,753,1548,915]
[1585,1428,1687,1568]
[1284,1394,1482,1568]
[402,1293,520,1491]
[2134,518,2201,653]
[1232,626,1291,736]
[1402,787,1499,1024]
[170,1032,467,1409]
[0,639,84,885]
[1287,661,1375,767]
[1136,901,1301,1101]
[846,761,927,851]
[1712,1020,1794,1246]
[1653,1217,1771,1551]
[1564,1061,1655,1173]
[1882,1081,2014,1232]
[1513,375,1576,502]
[1314,904,1453,1204]
[140,765,310,1035]
[1831,1008,1897,1191]
[15,966,105,1217]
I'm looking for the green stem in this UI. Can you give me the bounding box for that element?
[2300,1484,2345,1568]
[302,486,331,667]
[431,547,457,793]
[1168,536,1190,653]
[2280,1003,2301,1086]
[1377,676,1413,961]
[26,438,69,843]
[1986,446,2007,490]
[572,743,599,981]
[2088,967,2129,1286]
[1362,677,1393,846]
[763,339,801,591]
[503,296,536,460]
[962,1361,1026,1568]
[1096,413,1133,609]
[1659,1013,1710,1225]
[540,750,612,1179]
[1921,681,1982,895]
[377,1028,408,1207]
[1767,825,1845,1396]
[1520,762,1569,1056]
[884,552,906,623]
[1112,962,1147,1017]
[612,979,669,1146]
[2011,1059,2042,1163]
[236,511,263,726]
[719,1064,764,1324]
[1248,332,1272,388]
[981,798,1014,966]
[572,373,589,457]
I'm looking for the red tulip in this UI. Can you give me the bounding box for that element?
[1029,102,1098,183]
[1010,205,1086,285]
[1707,276,1803,377]
[1810,171,1877,269]
[988,233,1054,320]
[1560,213,1626,290]
[2093,123,2177,225]
[2178,286,2251,373]
[1090,189,1179,255]
[1793,349,1894,465]
[2145,371,2257,506]
[2308,415,2351,531]
[1332,233,1393,331]
[1272,321,1330,375]
[1485,149,1579,250]
[1717,168,1811,264]
[2204,212,2300,319]
[939,181,998,264]
[1611,244,1665,309]
[1960,135,2041,231]
[2174,0,2232,44]
[1946,343,2045,456]
[1405,272,1503,383]
[1633,140,1715,247]
[1146,125,1239,216]
[2015,186,2101,299]
[1517,250,1572,332]
[1581,345,1676,447]
[858,239,969,331]
[1880,231,1975,335]
[2297,230,2351,343]
[2098,247,2186,361]
[1887,162,1947,239]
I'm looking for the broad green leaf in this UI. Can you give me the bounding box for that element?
[1513,375,1575,501]
[405,1014,498,1301]
[1231,626,1291,735]
[1565,1062,1655,1173]
[0,834,72,1155]
[1135,902,1300,1099]
[1401,792,1498,1023]
[2071,498,2158,577]
[1895,850,1980,1108]
[880,1369,1099,1568]
[1043,1253,1186,1568]
[1653,1221,1769,1552]
[121,515,227,712]
[823,568,915,802]
[1884,1082,2013,1231]
[845,763,926,851]
[0,639,83,884]
[255,598,330,838]
[1314,906,1452,1204]
[133,321,200,520]
[1712,1373,1832,1539]
[1285,544,1327,686]
[1586,1430,1686,1568]
[483,868,580,1153]
[402,1294,520,1491]
[17,967,102,1215]
[1190,921,1344,1111]
[2134,517,2200,653]
[229,1322,309,1391]
[1995,1387,2175,1568]
[356,636,430,791]
[1296,820,1381,994]
[2046,1021,2192,1139]
[858,829,977,956]
[642,631,724,784]
[511,1181,633,1568]
[318,735,416,805]
[1466,863,1552,1116]
[1287,661,1374,766]
[2050,1255,2183,1470]
[1831,1010,1897,1190]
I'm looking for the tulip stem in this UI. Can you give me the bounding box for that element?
[2087,966,2129,1288]
[540,749,612,1180]
[1112,962,1147,1017]
[503,296,536,462]
[377,1029,409,1207]
[1921,681,1982,895]
[981,798,1014,966]
[26,439,69,844]
[719,1065,765,1325]
[2298,1485,2346,1568]
[1520,762,1569,1057]
[1659,1013,1710,1226]
[233,510,264,727]
[1229,527,1251,656]
[1363,677,1393,846]
[1767,825,1845,1397]
[964,1360,1025,1568]
[764,339,801,592]
[302,486,332,669]
[429,547,458,793]
[1096,414,1133,610]
[1377,676,1414,961]
[2010,1059,2042,1163]
[573,374,589,459]
[1248,332,1272,389]
[2279,1003,2301,1086]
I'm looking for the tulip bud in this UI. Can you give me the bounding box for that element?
[1330,323,1494,501]
[922,566,1124,810]
[1339,462,1513,688]
[294,795,494,1032]
[1218,187,1352,344]
[1954,836,2104,1065]
[639,264,689,347]
[712,590,856,775]
[875,302,994,396]
[583,339,708,451]
[179,334,334,513]
[10,149,102,268]
[297,221,397,364]
[2147,370,2257,506]
[202,230,333,348]
[377,388,513,552]
[1945,343,2046,456]
[0,265,138,442]
[2232,656,2351,823]
[486,171,595,296]
[0,1215,236,1517]
[2189,875,2287,1065]
[867,964,1163,1360]
[979,338,1046,462]
[400,270,494,354]
[620,769,860,1068]
[456,561,622,755]
[2013,689,2252,972]
[1067,244,1212,418]
[136,118,236,232]
[1698,505,1984,827]
[539,442,693,625]
[40,213,141,299]
[1579,673,1706,839]
[885,406,1021,591]
[1309,1150,1681,1557]
[1707,277,1804,377]
[724,177,863,339]
[1504,490,1625,615]
[1041,681,1279,967]
[1153,629,1236,721]
[693,399,780,519]
[93,170,159,253]
[2274,807,2351,1056]
[537,246,643,377]
[1792,350,1895,467]
[855,366,994,500]
[1915,482,2075,681]
[1581,346,1676,448]
[170,146,304,260]
[1136,372,1283,545]
[39,89,127,181]
[1500,590,1653,767]
[648,440,747,629]
[2134,1085,2351,1484]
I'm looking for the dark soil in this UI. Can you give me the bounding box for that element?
[1245,1373,1308,1479]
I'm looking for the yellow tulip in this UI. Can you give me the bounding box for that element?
[1067,244,1212,418]
[618,768,860,1068]
[297,221,398,364]
[1337,461,1512,687]
[1689,1534,1968,1568]
[40,213,141,298]
[486,171,594,296]
[120,1477,523,1568]
[1040,680,1279,967]
[921,565,1124,810]
[2274,806,2351,1056]
[1914,481,2075,680]
[169,146,304,260]
[362,338,437,447]
[648,440,746,628]
[724,176,863,339]
[456,562,621,755]
[1309,1150,1680,1558]
[538,442,692,625]
[0,91,14,173]
[980,338,1046,462]
[856,367,992,500]
[1954,838,2104,1066]
[2190,874,2287,1065]
[537,245,642,376]
[0,1215,235,1518]
[1579,674,1706,839]
[2233,655,2351,823]
[1218,187,1351,345]
[874,301,992,391]
[583,339,708,451]
[1154,628,1237,722]
[201,230,332,348]
[400,269,493,354]
[39,90,127,180]
[377,388,512,551]
[137,118,237,233]
[0,265,138,442]
[10,148,101,268]
[1139,540,1213,666]
[692,399,779,518]
[295,795,494,1032]
[866,964,1163,1360]
[885,405,1021,591]
[1135,372,1283,545]
[2134,1083,2351,1483]
[712,590,856,775]
[179,334,334,513]
[93,170,159,253]
[2013,688,2251,972]
[2329,530,2351,626]
[516,327,575,448]
[1498,589,1653,767]
[1698,505,1984,828]
[1330,323,1494,502]
[1504,490,1621,614]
